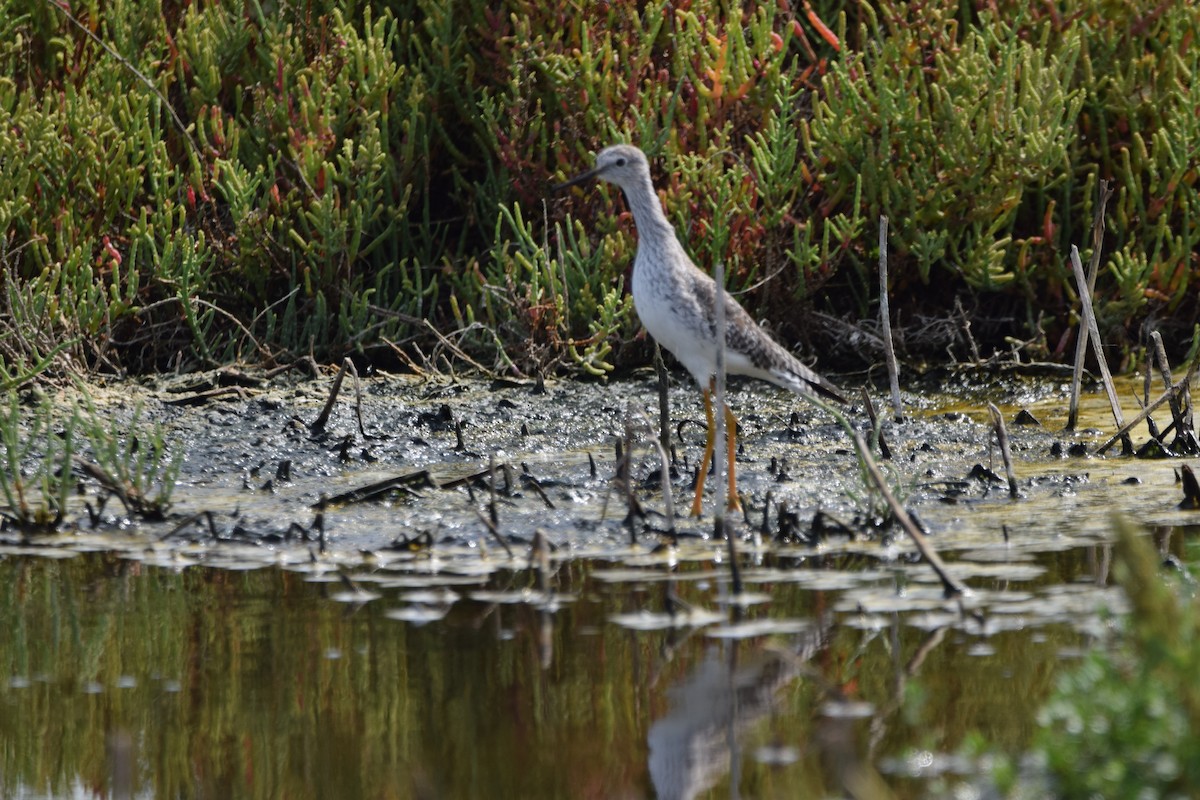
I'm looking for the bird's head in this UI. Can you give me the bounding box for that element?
[553,144,649,193]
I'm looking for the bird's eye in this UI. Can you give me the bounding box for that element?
[615,158,627,166]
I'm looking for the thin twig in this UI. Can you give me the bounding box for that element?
[655,439,677,543]
[953,296,981,364]
[519,464,556,510]
[654,344,672,459]
[423,320,494,376]
[1096,370,1192,455]
[878,216,903,421]
[381,336,429,376]
[726,521,744,597]
[313,497,327,553]
[346,358,373,439]
[1069,244,1131,453]
[987,403,1019,498]
[801,388,964,596]
[849,431,966,597]
[191,298,272,362]
[310,358,349,432]
[860,386,892,460]
[478,455,514,558]
[1067,181,1113,430]
[318,470,435,506]
[1142,344,1161,441]
[622,409,638,544]
[487,454,499,526]
[629,406,677,542]
[473,507,514,559]
[530,529,553,596]
[1150,331,1192,450]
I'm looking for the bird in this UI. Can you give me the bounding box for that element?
[555,144,846,517]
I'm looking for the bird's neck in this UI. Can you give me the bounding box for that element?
[620,175,677,242]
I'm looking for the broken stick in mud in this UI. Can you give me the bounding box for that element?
[850,431,967,598]
[1067,180,1113,433]
[1096,369,1194,455]
[878,215,903,422]
[1070,243,1131,454]
[987,403,1019,498]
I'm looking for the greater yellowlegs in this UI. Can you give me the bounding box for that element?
[556,144,846,516]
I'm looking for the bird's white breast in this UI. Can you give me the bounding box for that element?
[631,242,716,386]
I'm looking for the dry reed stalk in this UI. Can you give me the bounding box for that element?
[1096,369,1193,455]
[1067,181,1114,430]
[1069,244,1131,453]
[987,403,1019,498]
[1150,331,1196,451]
[878,216,903,421]
[850,431,966,597]
[655,344,672,459]
[860,386,892,460]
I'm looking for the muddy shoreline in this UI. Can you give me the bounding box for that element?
[15,366,1189,566]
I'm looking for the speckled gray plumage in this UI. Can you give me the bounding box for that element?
[560,144,845,403]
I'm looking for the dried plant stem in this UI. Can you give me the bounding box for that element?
[1070,244,1131,453]
[652,438,677,542]
[1150,331,1194,448]
[473,506,513,558]
[1096,369,1194,455]
[1067,181,1113,430]
[860,387,892,460]
[327,357,373,439]
[1142,346,1160,440]
[726,520,744,595]
[954,296,981,363]
[805,391,965,597]
[478,455,514,558]
[310,358,350,432]
[345,360,369,437]
[848,429,965,597]
[878,216,903,421]
[318,470,434,506]
[312,498,327,553]
[987,403,1019,498]
[624,404,678,541]
[623,408,638,545]
[423,320,494,377]
[654,345,672,458]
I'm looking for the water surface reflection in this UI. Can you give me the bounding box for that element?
[0,548,1098,798]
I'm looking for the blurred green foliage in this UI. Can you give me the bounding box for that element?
[1035,517,1200,797]
[0,0,1197,378]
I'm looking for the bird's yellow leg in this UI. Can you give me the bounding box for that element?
[691,388,716,517]
[725,404,741,512]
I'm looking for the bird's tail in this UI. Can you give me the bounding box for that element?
[772,364,848,405]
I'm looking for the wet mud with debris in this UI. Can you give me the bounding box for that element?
[4,366,1199,798]
[51,366,1200,561]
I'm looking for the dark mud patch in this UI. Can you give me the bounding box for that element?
[17,368,1195,610]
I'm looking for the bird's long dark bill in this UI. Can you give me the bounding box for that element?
[552,167,602,191]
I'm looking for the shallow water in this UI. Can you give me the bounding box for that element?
[0,546,1118,799]
[1,369,1196,798]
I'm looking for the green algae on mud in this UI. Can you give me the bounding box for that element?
[1,370,1198,797]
